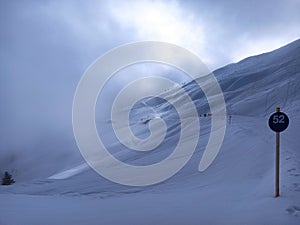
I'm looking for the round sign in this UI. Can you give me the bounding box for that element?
[268,112,289,132]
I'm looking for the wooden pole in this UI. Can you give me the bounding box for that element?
[275,107,280,197]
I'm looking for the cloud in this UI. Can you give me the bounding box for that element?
[181,0,300,67]
[108,1,205,48]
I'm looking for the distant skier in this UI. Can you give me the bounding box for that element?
[229,115,232,124]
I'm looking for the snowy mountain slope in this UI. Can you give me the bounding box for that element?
[1,39,300,225]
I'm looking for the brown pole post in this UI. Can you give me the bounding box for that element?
[275,107,280,197]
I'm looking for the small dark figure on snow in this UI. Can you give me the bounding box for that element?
[1,171,15,185]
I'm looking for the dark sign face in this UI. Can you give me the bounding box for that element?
[268,112,289,132]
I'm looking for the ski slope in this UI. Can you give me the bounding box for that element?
[0,40,300,225]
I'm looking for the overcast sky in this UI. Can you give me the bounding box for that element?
[0,0,299,158]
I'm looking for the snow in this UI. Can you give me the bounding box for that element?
[0,188,299,225]
[1,39,300,224]
[48,163,88,180]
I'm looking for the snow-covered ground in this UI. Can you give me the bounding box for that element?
[1,40,300,225]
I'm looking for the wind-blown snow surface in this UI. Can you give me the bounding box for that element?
[1,40,300,225]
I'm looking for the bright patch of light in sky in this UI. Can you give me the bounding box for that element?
[109,1,205,57]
